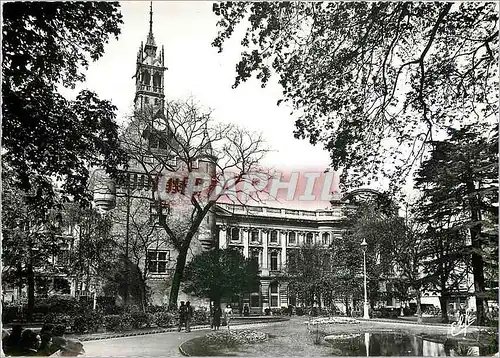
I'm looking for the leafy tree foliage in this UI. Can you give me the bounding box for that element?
[63,204,119,300]
[390,205,427,323]
[182,248,260,305]
[2,2,127,209]
[2,164,63,320]
[421,227,468,323]
[212,2,498,188]
[341,192,405,308]
[414,124,498,324]
[283,191,406,312]
[285,243,336,308]
[101,255,146,309]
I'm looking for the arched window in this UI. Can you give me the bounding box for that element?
[322,232,330,245]
[306,232,313,245]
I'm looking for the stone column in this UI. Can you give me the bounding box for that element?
[261,281,270,314]
[243,228,249,258]
[281,231,287,270]
[219,226,227,249]
[262,230,269,275]
[280,281,289,307]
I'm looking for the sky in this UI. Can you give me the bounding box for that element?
[68,2,331,169]
[63,1,416,209]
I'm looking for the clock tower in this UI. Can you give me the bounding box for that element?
[134,2,166,111]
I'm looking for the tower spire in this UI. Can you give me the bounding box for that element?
[149,1,153,35]
[145,1,156,49]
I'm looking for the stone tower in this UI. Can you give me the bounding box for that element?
[134,2,166,111]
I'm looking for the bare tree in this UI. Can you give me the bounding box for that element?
[119,98,270,309]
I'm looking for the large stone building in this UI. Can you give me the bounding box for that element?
[214,201,346,314]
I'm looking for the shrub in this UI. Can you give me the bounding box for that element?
[72,315,87,334]
[270,308,282,316]
[154,311,175,328]
[120,313,133,331]
[296,307,304,316]
[96,296,122,315]
[130,311,150,329]
[192,309,209,325]
[318,308,330,317]
[103,315,122,331]
[2,305,22,323]
[43,295,80,314]
[44,313,72,327]
[146,305,167,314]
[71,311,104,333]
[310,307,318,317]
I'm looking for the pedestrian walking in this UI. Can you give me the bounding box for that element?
[185,301,193,332]
[213,304,222,330]
[224,304,233,330]
[209,301,214,330]
[177,301,186,332]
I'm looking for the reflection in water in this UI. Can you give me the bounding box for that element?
[325,332,482,356]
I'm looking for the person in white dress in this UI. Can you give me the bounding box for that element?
[224,304,233,330]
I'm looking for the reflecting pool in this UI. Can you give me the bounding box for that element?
[324,332,484,356]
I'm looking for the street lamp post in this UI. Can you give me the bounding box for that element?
[361,239,370,319]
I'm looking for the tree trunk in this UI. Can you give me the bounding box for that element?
[140,270,147,313]
[167,247,189,311]
[416,290,422,324]
[466,179,486,326]
[439,295,449,323]
[27,263,35,322]
[471,236,486,326]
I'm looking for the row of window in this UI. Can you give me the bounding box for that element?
[247,250,332,272]
[249,251,281,271]
[120,168,202,193]
[228,227,333,245]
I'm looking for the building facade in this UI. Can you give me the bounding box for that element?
[214,201,347,314]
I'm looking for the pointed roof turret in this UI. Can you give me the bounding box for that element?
[145,1,156,50]
[202,123,214,157]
